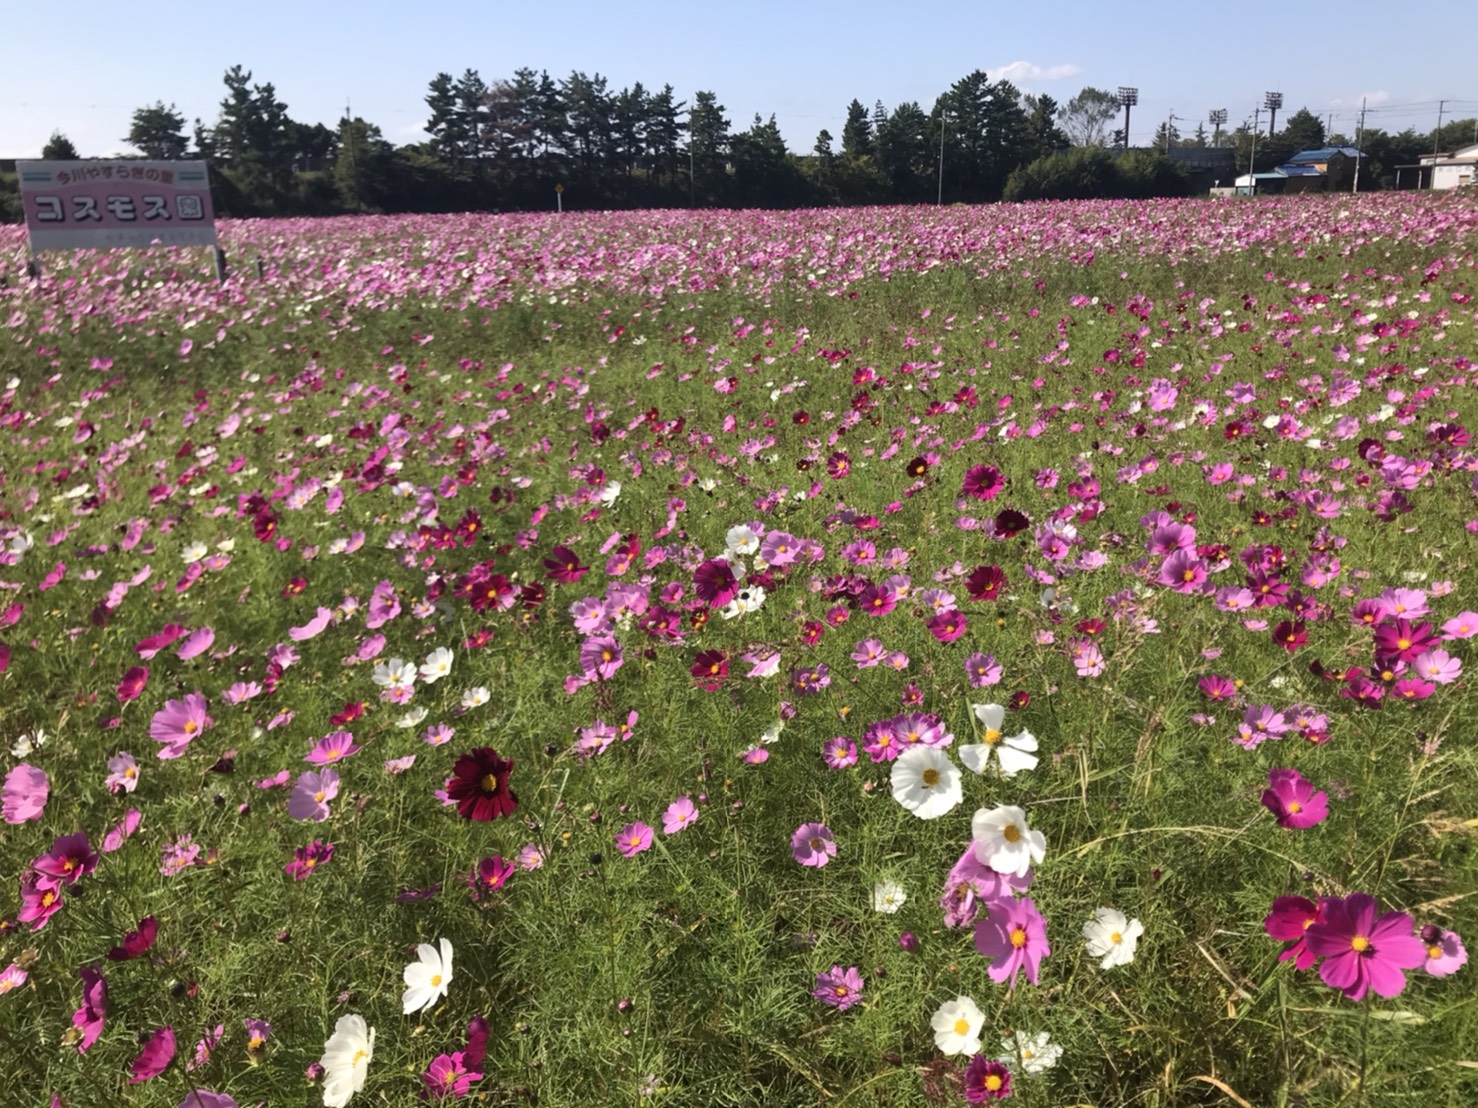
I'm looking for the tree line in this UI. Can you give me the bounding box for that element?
[2,67,1474,221]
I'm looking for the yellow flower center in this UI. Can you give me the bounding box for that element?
[184,720,198,735]
[953,1018,971,1036]
[1286,800,1302,814]
[1428,944,1443,960]
[1010,927,1028,949]
[833,985,848,996]
[985,1075,1003,1092]
[1182,569,1196,581]
[352,1049,367,1068]
[984,728,1002,746]
[1397,637,1411,650]
[1110,931,1123,945]
[481,773,498,792]
[1351,935,1370,953]
[921,768,940,787]
[809,838,824,852]
[430,974,442,987]
[1002,824,1021,843]
[314,790,326,803]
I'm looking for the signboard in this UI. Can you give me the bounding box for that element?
[17,160,217,252]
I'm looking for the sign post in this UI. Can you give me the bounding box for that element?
[17,160,221,281]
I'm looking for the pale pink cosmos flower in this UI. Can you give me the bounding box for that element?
[662,796,699,834]
[149,694,213,759]
[305,731,361,765]
[101,809,142,852]
[288,769,340,822]
[175,627,215,660]
[3,763,49,824]
[1411,648,1461,685]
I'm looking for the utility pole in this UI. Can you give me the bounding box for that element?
[937,99,947,206]
[1432,99,1447,188]
[346,98,360,213]
[1164,109,1174,153]
[1248,106,1261,194]
[1117,87,1139,152]
[1353,97,1367,193]
[689,97,696,207]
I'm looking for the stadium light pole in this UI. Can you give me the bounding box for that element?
[1210,108,1228,148]
[1264,91,1283,137]
[1117,87,1138,152]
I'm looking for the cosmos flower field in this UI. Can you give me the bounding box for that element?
[2,193,1477,1106]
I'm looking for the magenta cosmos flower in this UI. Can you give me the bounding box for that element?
[71,967,108,1053]
[962,464,1005,502]
[615,822,654,858]
[128,1025,176,1083]
[305,731,361,765]
[2,763,48,824]
[693,558,738,608]
[423,1050,482,1099]
[1304,893,1426,1001]
[811,965,864,1010]
[1265,895,1322,970]
[963,1055,1013,1102]
[34,832,98,886]
[973,895,1051,987]
[791,823,837,867]
[150,693,213,759]
[1261,769,1329,829]
[283,840,334,880]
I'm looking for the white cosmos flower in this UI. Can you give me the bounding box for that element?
[181,541,208,565]
[402,937,454,1014]
[598,480,622,507]
[720,585,766,620]
[971,804,1046,877]
[460,686,490,710]
[372,658,417,690]
[759,719,785,746]
[872,880,907,914]
[319,1013,375,1108]
[930,995,985,1056]
[396,706,429,729]
[999,1029,1063,1074]
[725,525,760,556]
[1083,907,1143,969]
[419,647,454,684]
[959,703,1040,778]
[890,746,963,820]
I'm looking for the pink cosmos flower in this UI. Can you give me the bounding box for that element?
[19,871,64,930]
[579,635,624,680]
[284,840,334,880]
[107,916,159,962]
[964,652,1003,688]
[791,822,836,867]
[693,559,738,608]
[1419,925,1468,977]
[106,752,140,795]
[2,763,49,824]
[288,769,340,822]
[973,895,1050,987]
[662,796,699,834]
[1411,648,1461,685]
[927,611,968,643]
[0,963,27,995]
[468,855,513,900]
[822,736,859,769]
[615,822,654,857]
[150,693,213,759]
[71,967,107,1053]
[34,833,98,886]
[1261,769,1329,829]
[1304,892,1426,1001]
[101,809,142,852]
[305,731,361,765]
[811,965,864,1010]
[1440,611,1478,640]
[288,606,334,641]
[128,1025,176,1083]
[962,1056,1013,1102]
[176,627,215,660]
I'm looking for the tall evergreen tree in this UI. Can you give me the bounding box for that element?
[687,90,730,203]
[41,131,79,160]
[1279,107,1326,153]
[125,102,189,159]
[841,99,873,160]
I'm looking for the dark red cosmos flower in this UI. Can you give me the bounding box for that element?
[329,700,366,727]
[447,748,518,822]
[905,456,929,478]
[1273,620,1308,652]
[281,577,308,599]
[544,545,590,584]
[993,509,1029,538]
[690,650,728,691]
[965,565,1007,602]
[961,465,1005,502]
[108,916,159,961]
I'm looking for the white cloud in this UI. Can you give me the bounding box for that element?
[989,61,1083,85]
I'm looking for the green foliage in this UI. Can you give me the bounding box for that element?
[40,130,78,160]
[1280,107,1328,154]
[124,102,189,160]
[1003,146,1190,201]
[1060,86,1119,147]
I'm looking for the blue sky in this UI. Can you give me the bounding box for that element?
[5,0,1476,159]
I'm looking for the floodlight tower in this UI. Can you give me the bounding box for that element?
[1209,108,1228,147]
[1264,91,1283,136]
[1117,87,1139,151]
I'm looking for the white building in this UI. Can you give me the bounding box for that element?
[1417,143,1478,190]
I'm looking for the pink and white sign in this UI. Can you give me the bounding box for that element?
[17,160,218,252]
